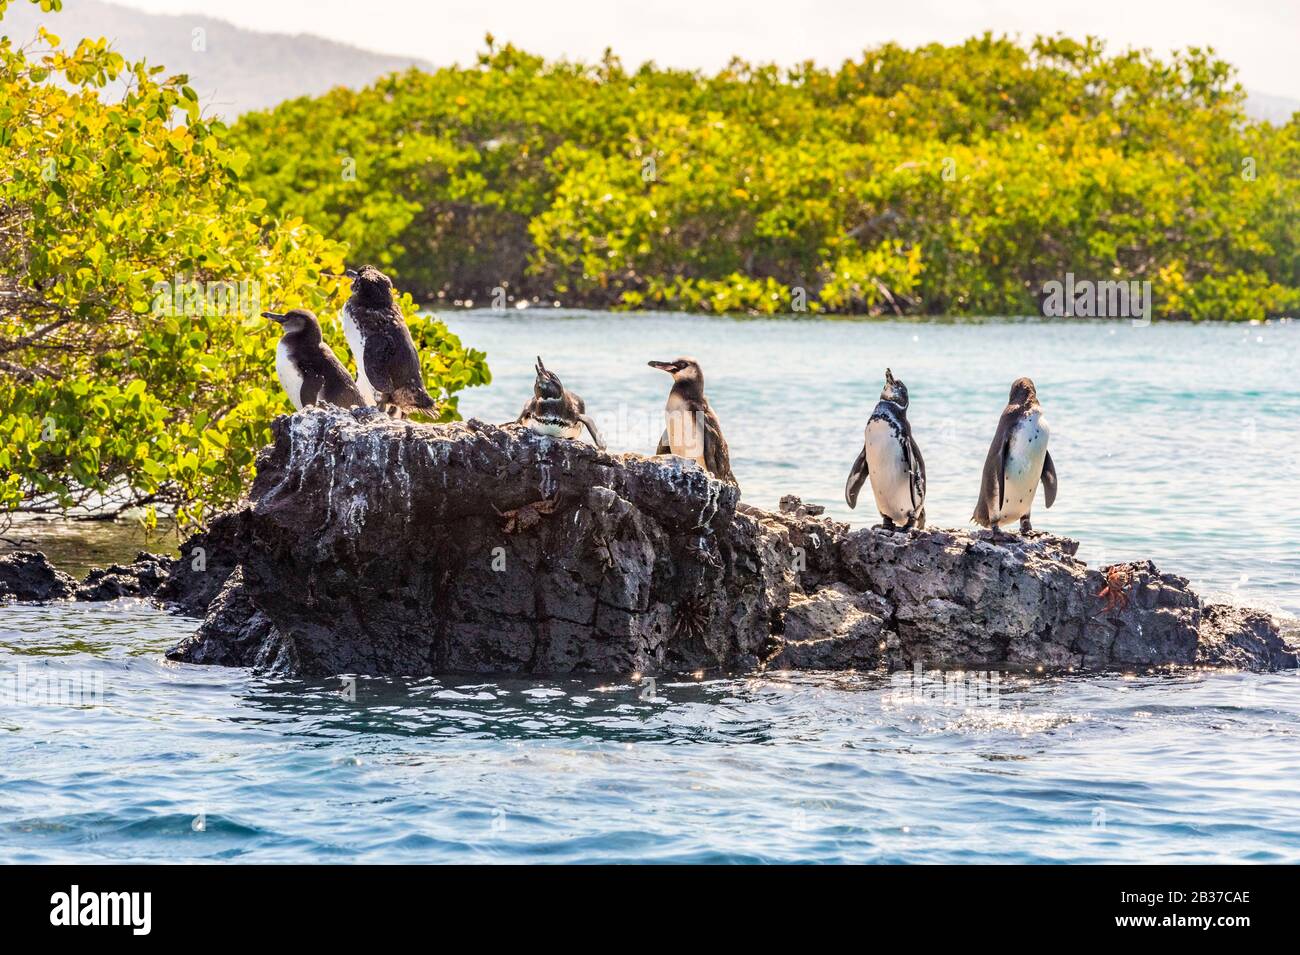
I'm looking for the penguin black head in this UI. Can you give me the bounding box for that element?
[263,308,321,342]
[348,264,395,309]
[648,357,702,384]
[533,356,565,399]
[880,367,909,408]
[1009,377,1038,406]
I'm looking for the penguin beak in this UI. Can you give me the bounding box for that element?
[535,356,546,376]
[885,367,895,384]
[648,360,675,373]
[261,311,286,324]
[344,268,359,280]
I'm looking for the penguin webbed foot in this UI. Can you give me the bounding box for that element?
[875,516,898,533]
[373,394,402,418]
[1019,515,1035,536]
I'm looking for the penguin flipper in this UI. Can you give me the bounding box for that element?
[1041,449,1058,509]
[362,332,398,394]
[700,407,736,484]
[655,429,671,455]
[845,447,868,509]
[905,436,926,511]
[997,436,1010,510]
[973,429,1007,526]
[578,413,606,450]
[299,372,324,408]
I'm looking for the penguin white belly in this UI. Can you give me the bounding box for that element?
[665,394,706,468]
[995,412,1049,525]
[275,340,304,410]
[864,419,913,523]
[526,416,582,440]
[341,305,377,404]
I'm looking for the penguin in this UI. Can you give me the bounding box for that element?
[972,376,1058,536]
[341,265,438,417]
[844,368,926,531]
[648,357,736,485]
[518,357,605,448]
[264,309,370,411]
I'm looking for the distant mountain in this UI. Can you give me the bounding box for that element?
[3,0,1297,124]
[0,0,433,116]
[1244,91,1300,125]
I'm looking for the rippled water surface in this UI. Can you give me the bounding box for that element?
[2,314,1298,863]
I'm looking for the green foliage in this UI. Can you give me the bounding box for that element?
[0,1,488,525]
[232,34,1300,320]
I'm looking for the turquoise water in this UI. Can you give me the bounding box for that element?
[2,314,1298,864]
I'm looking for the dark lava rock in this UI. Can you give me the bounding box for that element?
[766,583,892,670]
[836,536,1208,671]
[163,406,1300,678]
[168,407,770,676]
[0,551,77,603]
[153,510,249,616]
[166,568,295,674]
[76,552,174,601]
[1197,603,1300,670]
[778,494,825,518]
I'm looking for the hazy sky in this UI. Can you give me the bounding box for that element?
[113,0,1298,98]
